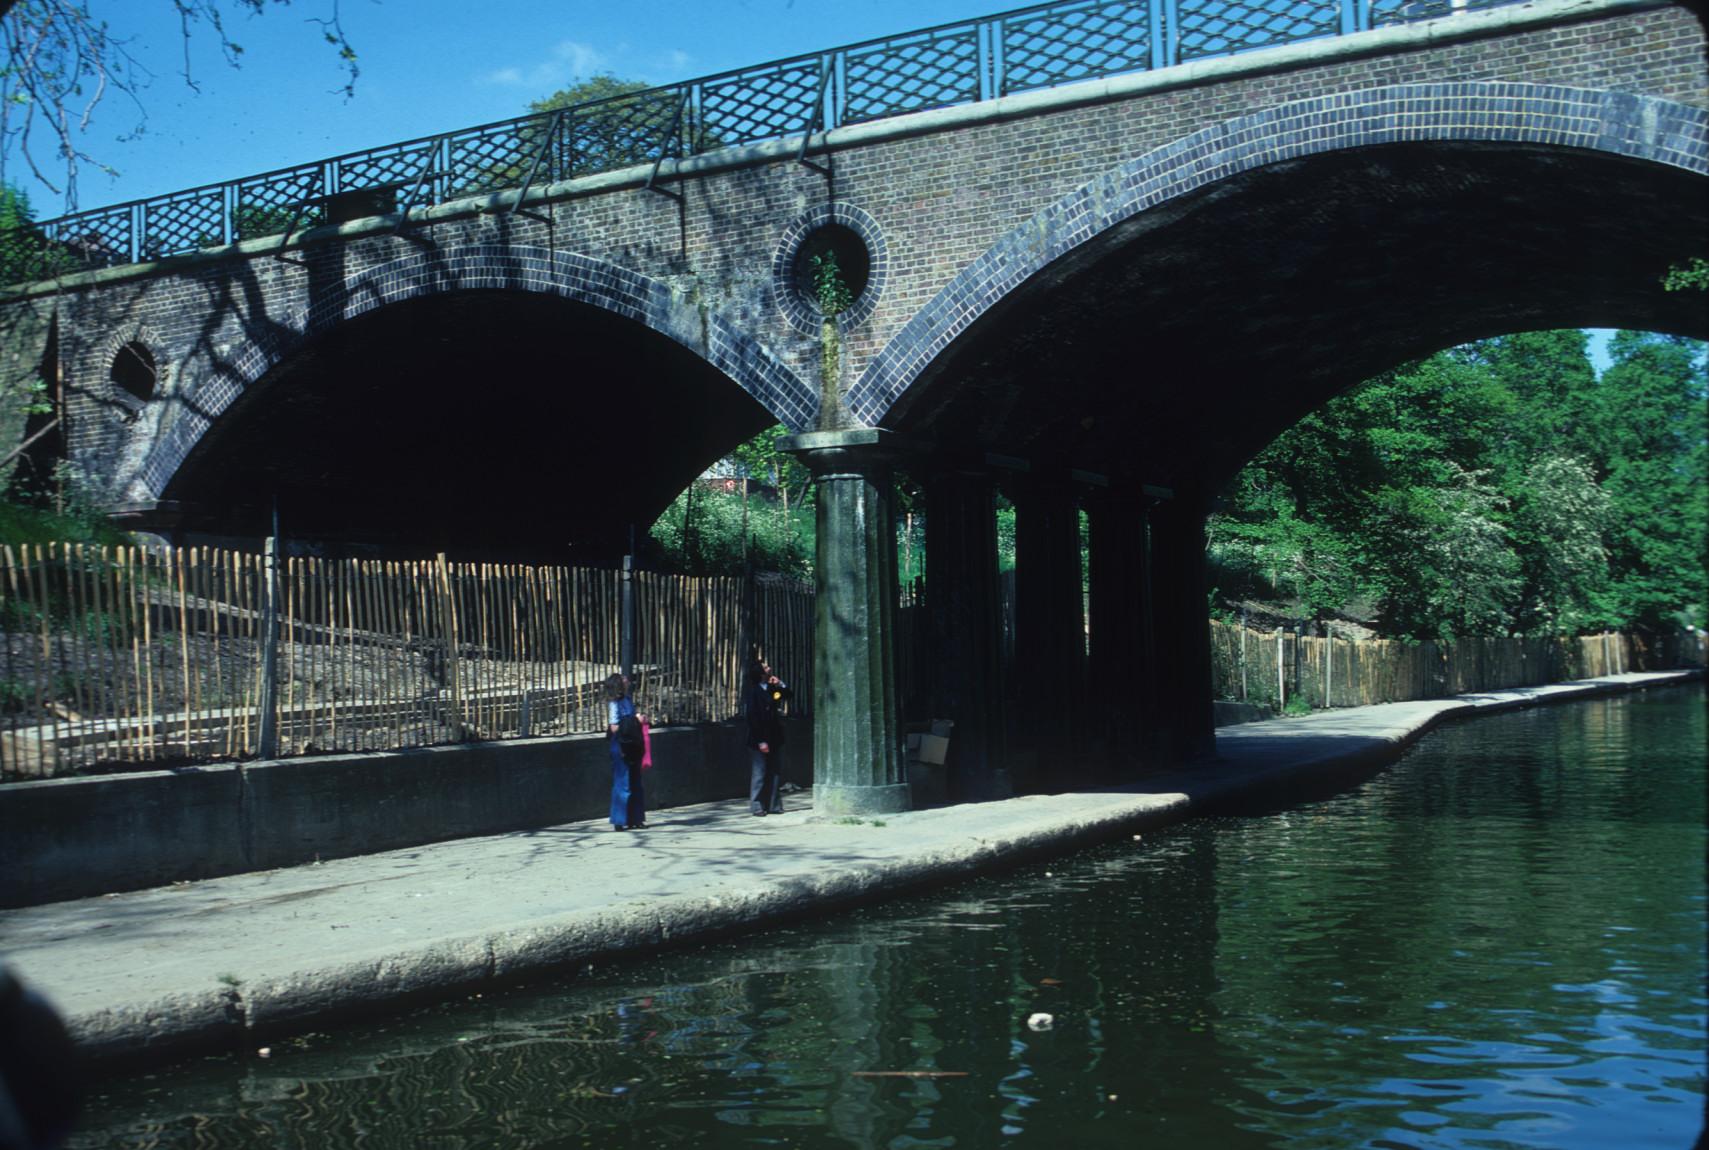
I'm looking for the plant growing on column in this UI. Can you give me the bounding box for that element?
[811,250,853,429]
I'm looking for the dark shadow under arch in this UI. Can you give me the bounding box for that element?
[852,83,1707,490]
[147,250,815,556]
[136,246,815,522]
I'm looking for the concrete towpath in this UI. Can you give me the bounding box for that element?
[0,670,1696,1070]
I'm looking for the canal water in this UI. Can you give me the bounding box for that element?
[70,686,1705,1149]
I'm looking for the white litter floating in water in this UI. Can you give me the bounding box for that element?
[1027,1012,1054,1031]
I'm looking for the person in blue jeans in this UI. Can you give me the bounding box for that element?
[605,673,647,830]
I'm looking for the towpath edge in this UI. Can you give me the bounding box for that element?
[0,670,1696,1070]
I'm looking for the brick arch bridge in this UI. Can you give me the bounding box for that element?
[141,245,816,556]
[0,0,1703,809]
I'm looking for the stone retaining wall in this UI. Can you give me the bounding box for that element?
[0,718,810,908]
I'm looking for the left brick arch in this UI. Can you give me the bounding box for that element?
[134,245,815,500]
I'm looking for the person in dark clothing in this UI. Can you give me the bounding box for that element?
[745,659,791,816]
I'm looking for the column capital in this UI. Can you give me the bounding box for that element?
[779,428,921,475]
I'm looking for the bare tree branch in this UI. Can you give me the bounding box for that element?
[1,2,361,210]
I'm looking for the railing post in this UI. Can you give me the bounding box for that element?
[255,535,281,760]
[823,51,844,133]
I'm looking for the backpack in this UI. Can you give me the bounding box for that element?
[617,711,645,764]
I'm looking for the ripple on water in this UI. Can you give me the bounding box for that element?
[68,687,1706,1150]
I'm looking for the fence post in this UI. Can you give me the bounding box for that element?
[1325,628,1333,709]
[740,554,758,673]
[255,535,281,760]
[1276,631,1285,710]
[620,552,636,681]
[1293,620,1305,708]
[436,553,465,738]
[1239,607,1248,701]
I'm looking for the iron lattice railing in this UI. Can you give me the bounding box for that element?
[0,0,1519,281]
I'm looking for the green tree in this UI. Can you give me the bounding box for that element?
[647,482,812,578]
[1207,330,1691,641]
[1588,332,1708,631]
[647,424,815,577]
[0,182,42,282]
[1510,453,1611,635]
[1464,330,1597,479]
[529,74,686,178]
[1367,462,1521,640]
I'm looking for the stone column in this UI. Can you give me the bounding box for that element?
[782,429,910,817]
[922,462,1010,800]
[1147,489,1216,760]
[1084,484,1150,776]
[1007,471,1086,789]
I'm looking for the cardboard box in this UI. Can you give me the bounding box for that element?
[915,734,950,765]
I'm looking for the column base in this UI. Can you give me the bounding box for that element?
[813,782,912,819]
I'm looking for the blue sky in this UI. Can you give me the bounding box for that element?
[6,0,1003,210]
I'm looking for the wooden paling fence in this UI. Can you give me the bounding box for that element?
[1210,620,1707,711]
[1,543,815,779]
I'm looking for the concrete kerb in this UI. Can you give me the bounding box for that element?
[10,669,1699,1071]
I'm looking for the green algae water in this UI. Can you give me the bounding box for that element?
[70,686,1706,1149]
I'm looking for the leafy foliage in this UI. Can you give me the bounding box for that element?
[0,464,129,547]
[647,483,812,577]
[530,75,685,176]
[1211,331,1707,638]
[0,181,81,282]
[811,250,853,317]
[1662,257,1709,293]
[647,424,814,577]
[231,201,321,241]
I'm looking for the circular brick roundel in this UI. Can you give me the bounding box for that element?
[772,202,888,336]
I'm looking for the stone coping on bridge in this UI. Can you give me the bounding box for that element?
[0,668,1695,1072]
[0,0,1667,301]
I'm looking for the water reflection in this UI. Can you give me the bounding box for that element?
[71,687,1704,1149]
